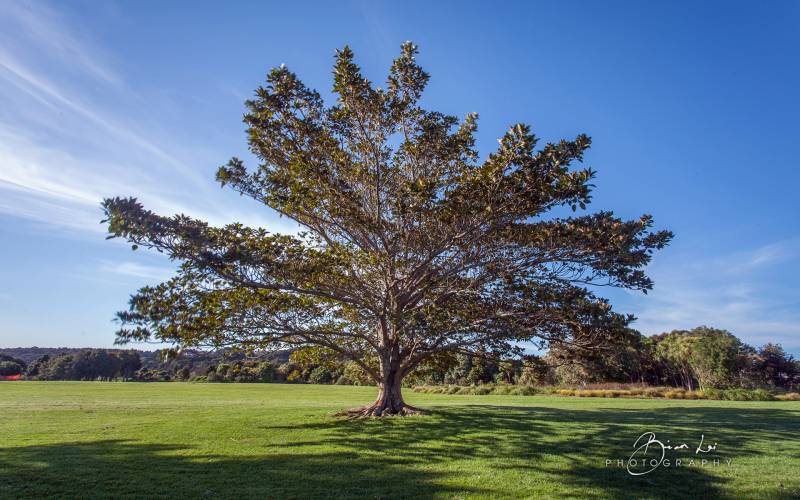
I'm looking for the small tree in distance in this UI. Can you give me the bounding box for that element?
[103,43,672,416]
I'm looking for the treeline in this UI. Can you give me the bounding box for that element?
[2,347,365,384]
[24,350,141,381]
[0,348,288,382]
[551,326,800,391]
[2,326,798,391]
[408,326,799,392]
[136,349,372,385]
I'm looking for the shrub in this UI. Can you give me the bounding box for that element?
[255,362,274,382]
[643,388,665,398]
[409,384,787,401]
[308,366,334,384]
[342,361,373,386]
[0,361,23,377]
[173,367,190,381]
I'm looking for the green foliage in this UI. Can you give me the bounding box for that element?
[309,366,334,384]
[547,327,651,385]
[0,361,23,377]
[685,327,744,389]
[137,369,172,382]
[702,388,775,401]
[750,343,799,388]
[254,362,275,382]
[341,361,374,386]
[412,384,548,396]
[23,350,143,381]
[517,357,549,386]
[652,327,751,390]
[71,350,122,380]
[414,384,783,402]
[0,354,26,375]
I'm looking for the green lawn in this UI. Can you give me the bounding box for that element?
[1,382,798,498]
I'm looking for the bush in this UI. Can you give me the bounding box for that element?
[308,366,333,384]
[342,361,374,386]
[0,361,23,377]
[643,388,665,398]
[411,384,788,401]
[704,388,775,401]
[259,362,275,382]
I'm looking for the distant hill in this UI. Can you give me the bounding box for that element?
[0,347,137,365]
[0,347,291,367]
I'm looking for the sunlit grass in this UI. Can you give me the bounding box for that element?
[1,382,798,498]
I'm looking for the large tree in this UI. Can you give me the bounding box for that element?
[103,43,672,416]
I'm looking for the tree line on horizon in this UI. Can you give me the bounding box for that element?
[3,326,798,392]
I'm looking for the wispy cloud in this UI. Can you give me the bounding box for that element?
[99,260,175,282]
[0,1,119,84]
[0,52,206,187]
[624,239,800,349]
[0,0,295,236]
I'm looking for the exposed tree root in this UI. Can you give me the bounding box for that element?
[335,403,427,418]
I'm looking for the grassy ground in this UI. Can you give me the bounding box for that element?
[1,382,798,499]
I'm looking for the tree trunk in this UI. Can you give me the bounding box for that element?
[337,345,423,417]
[369,376,408,415]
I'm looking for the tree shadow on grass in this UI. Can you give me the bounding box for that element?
[1,404,798,498]
[0,439,481,498]
[267,403,800,498]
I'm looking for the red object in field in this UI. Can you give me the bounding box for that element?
[0,375,21,381]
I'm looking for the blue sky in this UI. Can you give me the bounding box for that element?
[0,1,798,353]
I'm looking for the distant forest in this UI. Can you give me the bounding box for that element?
[0,348,291,383]
[2,326,799,392]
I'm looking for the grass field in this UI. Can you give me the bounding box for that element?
[1,382,799,498]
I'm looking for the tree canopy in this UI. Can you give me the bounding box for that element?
[103,42,672,416]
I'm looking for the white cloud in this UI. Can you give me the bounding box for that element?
[0,1,119,84]
[626,239,800,349]
[99,260,175,282]
[0,0,296,237]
